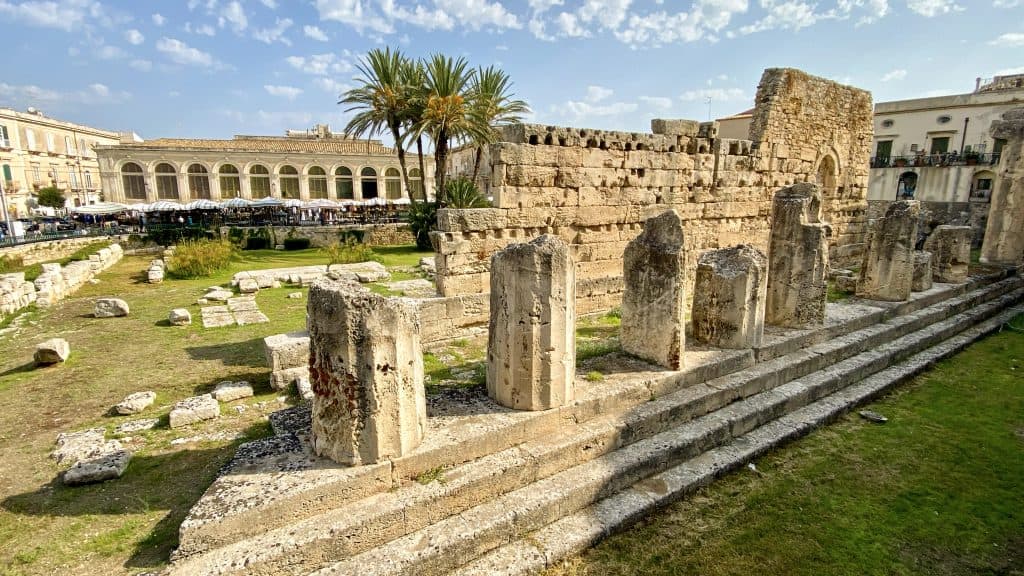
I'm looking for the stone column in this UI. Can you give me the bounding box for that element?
[487,234,575,411]
[981,108,1024,266]
[299,175,311,201]
[924,225,972,283]
[765,183,830,328]
[857,200,919,301]
[621,209,686,369]
[353,173,363,201]
[307,280,426,466]
[912,251,933,292]
[692,244,768,349]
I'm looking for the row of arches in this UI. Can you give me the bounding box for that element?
[119,162,424,201]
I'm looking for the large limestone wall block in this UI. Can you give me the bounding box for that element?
[621,210,687,369]
[692,244,767,349]
[766,183,830,328]
[981,108,1024,266]
[487,235,575,411]
[924,225,972,283]
[307,280,426,465]
[857,200,920,302]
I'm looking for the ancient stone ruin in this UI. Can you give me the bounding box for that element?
[765,183,830,327]
[913,251,934,292]
[621,210,686,369]
[857,200,920,301]
[487,235,576,410]
[980,107,1024,266]
[307,280,426,464]
[925,225,972,284]
[692,244,768,349]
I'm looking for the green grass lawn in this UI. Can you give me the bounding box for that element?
[548,319,1024,576]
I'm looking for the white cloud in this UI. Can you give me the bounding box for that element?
[0,0,115,32]
[152,12,166,26]
[265,84,303,100]
[156,37,218,68]
[639,95,673,110]
[906,0,963,16]
[260,0,279,8]
[528,16,554,40]
[585,85,613,103]
[219,0,248,32]
[993,0,1020,6]
[739,0,819,35]
[880,68,907,82]
[95,44,126,60]
[529,0,564,12]
[679,87,749,101]
[989,32,1024,47]
[314,77,350,94]
[832,0,890,25]
[169,90,181,97]
[578,0,633,30]
[314,0,519,34]
[0,81,130,105]
[304,24,329,41]
[314,0,395,34]
[253,17,293,44]
[432,0,522,30]
[286,52,355,75]
[129,59,153,71]
[125,29,144,45]
[186,22,217,36]
[555,99,638,120]
[555,11,588,36]
[995,65,1024,75]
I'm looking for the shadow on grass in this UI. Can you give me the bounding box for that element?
[154,319,172,327]
[0,361,38,377]
[192,370,273,395]
[185,337,266,367]
[1,420,272,570]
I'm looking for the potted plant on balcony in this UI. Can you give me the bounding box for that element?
[965,151,980,165]
[894,157,907,167]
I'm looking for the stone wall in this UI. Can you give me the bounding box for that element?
[1,243,123,320]
[218,224,414,248]
[0,235,129,266]
[438,68,872,315]
[867,200,989,249]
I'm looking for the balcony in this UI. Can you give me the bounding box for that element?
[871,153,1001,169]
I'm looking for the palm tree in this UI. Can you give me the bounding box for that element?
[399,58,429,201]
[468,66,530,185]
[410,54,489,201]
[340,47,414,196]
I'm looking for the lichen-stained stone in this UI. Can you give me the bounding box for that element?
[169,394,220,428]
[264,331,310,372]
[169,308,192,326]
[63,450,132,486]
[981,107,1024,266]
[766,183,830,327]
[924,225,972,283]
[94,297,130,318]
[487,235,576,411]
[857,200,919,302]
[621,210,686,369]
[913,251,933,292]
[307,279,426,465]
[692,244,767,349]
[34,338,70,365]
[115,391,156,415]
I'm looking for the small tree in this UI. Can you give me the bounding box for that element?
[36,187,66,211]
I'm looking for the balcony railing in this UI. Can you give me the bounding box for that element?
[871,153,1001,169]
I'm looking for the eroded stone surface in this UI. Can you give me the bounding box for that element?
[114,418,159,434]
[487,235,575,410]
[94,297,130,318]
[857,200,919,302]
[115,391,156,415]
[621,210,686,369]
[308,279,426,465]
[265,331,310,372]
[51,428,113,466]
[692,244,768,349]
[924,225,971,284]
[981,107,1024,266]
[169,308,192,326]
[913,251,934,292]
[169,394,220,428]
[766,183,830,327]
[63,450,131,485]
[34,338,70,364]
[212,381,254,403]
[238,278,259,294]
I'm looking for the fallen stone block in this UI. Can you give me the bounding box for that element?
[51,428,111,466]
[63,450,132,486]
[114,418,160,434]
[296,376,313,402]
[238,278,259,294]
[115,391,156,415]
[94,297,130,318]
[169,308,192,326]
[270,366,310,391]
[264,331,310,372]
[169,394,220,428]
[148,268,164,283]
[287,292,303,299]
[34,338,70,365]
[212,381,254,402]
[205,289,234,302]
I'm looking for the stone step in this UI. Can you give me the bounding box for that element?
[167,276,1022,574]
[452,306,1022,576]
[296,288,1022,576]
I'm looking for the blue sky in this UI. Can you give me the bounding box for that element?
[0,0,1021,142]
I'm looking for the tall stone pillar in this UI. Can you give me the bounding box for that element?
[912,251,933,292]
[621,210,686,369]
[766,183,830,328]
[487,235,575,411]
[981,108,1024,266]
[692,244,768,349]
[924,225,972,283]
[307,280,427,465]
[856,200,919,301]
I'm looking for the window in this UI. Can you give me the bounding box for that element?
[385,167,402,199]
[2,164,11,183]
[70,169,79,188]
[249,165,270,198]
[84,170,93,188]
[188,163,211,199]
[897,171,918,199]
[219,164,241,198]
[308,166,328,199]
[65,136,75,154]
[121,162,146,199]
[25,129,36,150]
[46,133,55,152]
[31,163,41,183]
[881,119,894,128]
[0,125,9,147]
[930,137,950,155]
[409,168,424,200]
[335,166,353,199]
[971,171,996,201]
[155,163,179,199]
[79,138,89,157]
[360,167,378,199]
[937,115,952,124]
[49,163,59,185]
[279,165,299,198]
[873,140,893,167]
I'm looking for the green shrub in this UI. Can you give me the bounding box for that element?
[283,238,312,250]
[227,227,247,247]
[407,201,438,251]
[442,177,490,208]
[321,237,376,265]
[245,237,271,250]
[166,239,234,279]
[0,254,24,274]
[145,226,212,246]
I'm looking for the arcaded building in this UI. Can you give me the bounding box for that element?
[95,124,433,205]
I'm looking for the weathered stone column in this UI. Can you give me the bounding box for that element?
[487,235,575,411]
[857,200,919,301]
[981,108,1024,266]
[621,210,687,369]
[766,183,830,328]
[692,244,768,349]
[307,280,426,465]
[924,225,972,283]
[912,251,933,292]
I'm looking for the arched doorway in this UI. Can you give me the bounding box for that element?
[308,166,328,199]
[121,162,146,200]
[219,164,241,198]
[187,164,211,199]
[279,165,299,199]
[361,167,378,199]
[897,171,918,199]
[970,170,995,201]
[154,163,179,199]
[335,166,354,199]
